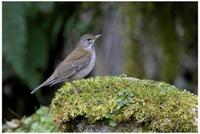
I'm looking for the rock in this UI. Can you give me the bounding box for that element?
[50,76,198,132]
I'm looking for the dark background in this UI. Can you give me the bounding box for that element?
[2,2,198,122]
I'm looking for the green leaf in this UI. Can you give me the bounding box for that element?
[3,3,49,89]
[3,2,27,78]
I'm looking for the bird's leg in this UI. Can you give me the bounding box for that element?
[69,81,79,95]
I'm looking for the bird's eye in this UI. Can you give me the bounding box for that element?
[87,38,91,41]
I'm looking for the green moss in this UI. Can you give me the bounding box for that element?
[3,106,59,132]
[50,76,197,132]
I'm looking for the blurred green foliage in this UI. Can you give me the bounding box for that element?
[3,2,53,88]
[123,2,197,84]
[3,2,197,92]
[3,106,59,132]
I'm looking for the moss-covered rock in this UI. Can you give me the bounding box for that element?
[3,106,59,132]
[50,76,197,132]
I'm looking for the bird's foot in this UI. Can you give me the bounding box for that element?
[69,81,80,95]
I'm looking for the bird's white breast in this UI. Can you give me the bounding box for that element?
[71,47,96,80]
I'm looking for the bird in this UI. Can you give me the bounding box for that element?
[31,34,102,94]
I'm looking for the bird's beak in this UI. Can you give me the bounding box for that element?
[95,34,102,40]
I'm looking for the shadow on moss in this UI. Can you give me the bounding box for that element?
[50,76,197,132]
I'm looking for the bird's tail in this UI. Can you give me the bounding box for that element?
[31,77,53,94]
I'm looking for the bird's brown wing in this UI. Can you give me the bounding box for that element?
[30,46,91,94]
[50,47,91,84]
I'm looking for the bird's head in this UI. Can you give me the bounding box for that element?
[79,34,102,50]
